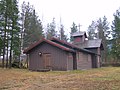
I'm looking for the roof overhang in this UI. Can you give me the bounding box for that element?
[23,38,75,54]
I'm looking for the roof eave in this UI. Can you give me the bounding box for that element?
[23,38,75,54]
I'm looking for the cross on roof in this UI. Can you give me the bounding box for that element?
[78,24,82,32]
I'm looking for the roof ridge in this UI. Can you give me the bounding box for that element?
[51,37,96,54]
[51,37,77,48]
[24,38,75,53]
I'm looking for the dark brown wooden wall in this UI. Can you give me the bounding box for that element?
[67,53,73,70]
[29,42,72,71]
[86,48,101,68]
[77,52,92,70]
[97,47,101,67]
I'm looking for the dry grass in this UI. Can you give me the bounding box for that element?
[0,67,120,90]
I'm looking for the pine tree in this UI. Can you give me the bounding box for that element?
[46,18,57,39]
[87,17,110,62]
[70,22,78,42]
[21,2,44,49]
[97,16,110,39]
[111,9,120,61]
[96,16,110,62]
[0,0,8,68]
[87,21,97,40]
[0,0,5,67]
[59,24,68,41]
[0,0,20,68]
[29,10,43,43]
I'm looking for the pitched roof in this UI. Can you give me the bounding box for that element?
[23,38,75,54]
[85,39,102,48]
[51,37,76,48]
[75,39,103,49]
[71,31,87,38]
[51,37,96,54]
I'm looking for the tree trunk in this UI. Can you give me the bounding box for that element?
[3,14,7,68]
[6,38,9,68]
[9,41,12,68]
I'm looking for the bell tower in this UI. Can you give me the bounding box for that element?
[72,31,87,44]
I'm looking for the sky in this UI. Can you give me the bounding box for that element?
[19,0,120,34]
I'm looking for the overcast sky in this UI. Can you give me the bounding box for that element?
[19,0,120,34]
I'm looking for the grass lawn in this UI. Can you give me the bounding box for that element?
[0,67,120,90]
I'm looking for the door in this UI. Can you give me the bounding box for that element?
[73,53,77,70]
[43,53,51,69]
[92,55,97,68]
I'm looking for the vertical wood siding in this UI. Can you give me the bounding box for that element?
[29,42,71,71]
[67,53,73,70]
[77,52,92,70]
[97,47,101,67]
[85,48,101,68]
